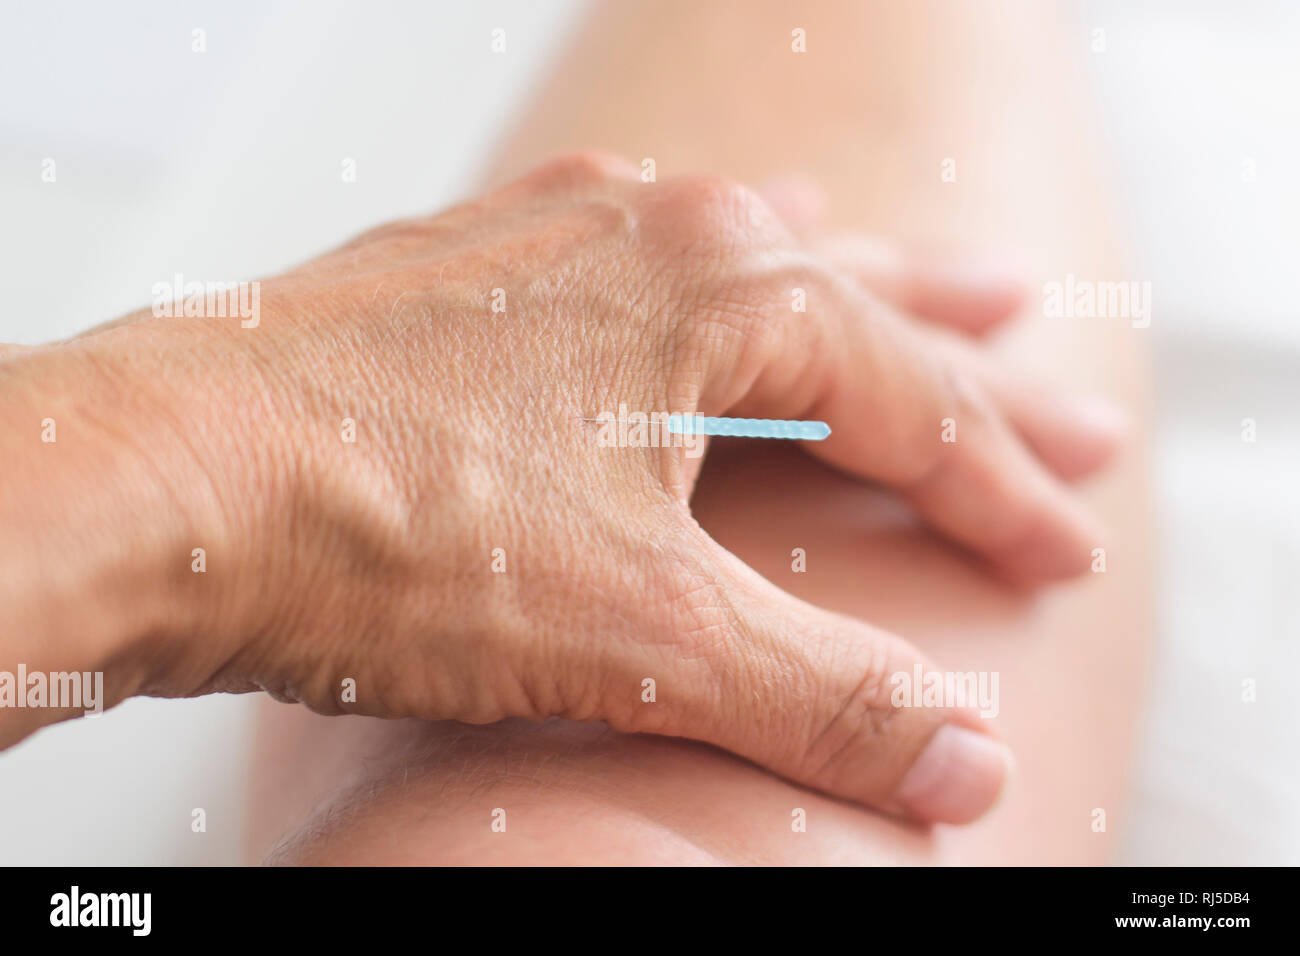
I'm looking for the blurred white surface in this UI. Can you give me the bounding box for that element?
[1086,0,1300,864]
[0,0,1295,864]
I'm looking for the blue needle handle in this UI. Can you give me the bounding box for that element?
[667,415,831,440]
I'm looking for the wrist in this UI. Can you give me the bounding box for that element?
[0,343,252,709]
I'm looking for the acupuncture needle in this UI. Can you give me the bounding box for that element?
[578,415,831,441]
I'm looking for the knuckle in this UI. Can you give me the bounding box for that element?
[914,361,997,478]
[943,364,998,429]
[643,174,783,255]
[663,174,760,217]
[887,346,995,486]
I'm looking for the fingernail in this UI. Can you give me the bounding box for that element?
[895,725,1012,824]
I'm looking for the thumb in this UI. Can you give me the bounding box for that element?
[634,535,1012,824]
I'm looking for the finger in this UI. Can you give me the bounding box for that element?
[814,233,1026,335]
[920,328,1129,481]
[711,269,1102,584]
[622,537,1011,824]
[989,380,1128,481]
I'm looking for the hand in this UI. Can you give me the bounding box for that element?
[0,153,1122,823]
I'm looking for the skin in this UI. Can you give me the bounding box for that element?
[0,150,1124,827]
